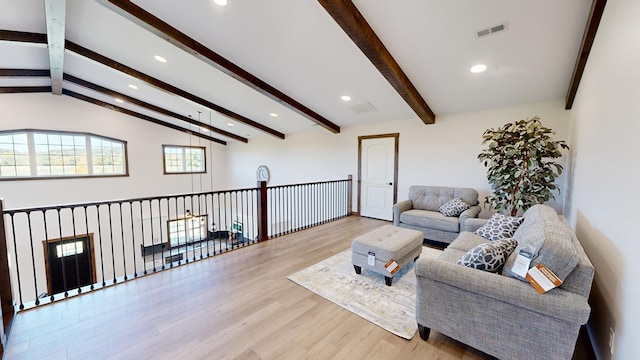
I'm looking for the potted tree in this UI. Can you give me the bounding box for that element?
[478,116,569,216]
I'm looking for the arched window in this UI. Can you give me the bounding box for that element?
[0,130,128,179]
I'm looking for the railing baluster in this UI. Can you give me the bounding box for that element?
[149,199,158,272]
[118,203,127,281]
[83,206,95,289]
[140,201,149,275]
[166,197,173,268]
[96,205,106,286]
[107,204,116,284]
[71,207,82,294]
[205,194,211,257]
[55,209,69,297]
[129,202,138,278]
[9,214,24,309]
[26,212,39,305]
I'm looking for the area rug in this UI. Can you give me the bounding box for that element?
[287,246,442,339]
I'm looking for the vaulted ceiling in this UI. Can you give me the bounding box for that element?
[0,0,602,145]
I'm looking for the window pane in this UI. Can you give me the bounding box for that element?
[33,133,48,144]
[0,154,15,166]
[50,165,64,175]
[47,134,61,146]
[0,132,30,177]
[36,166,52,175]
[91,137,126,175]
[0,165,17,177]
[56,241,84,257]
[14,154,29,166]
[15,166,30,176]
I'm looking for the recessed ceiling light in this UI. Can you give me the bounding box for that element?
[128,84,138,90]
[270,113,278,117]
[214,0,228,6]
[470,64,487,73]
[154,55,167,63]
[227,123,234,127]
[341,95,352,102]
[115,98,124,103]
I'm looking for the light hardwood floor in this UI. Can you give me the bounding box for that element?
[3,216,590,360]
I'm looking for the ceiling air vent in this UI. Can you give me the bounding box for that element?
[349,102,378,114]
[476,24,506,38]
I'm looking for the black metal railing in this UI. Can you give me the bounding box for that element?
[267,179,352,238]
[0,176,352,316]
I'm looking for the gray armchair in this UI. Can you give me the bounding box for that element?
[392,186,480,244]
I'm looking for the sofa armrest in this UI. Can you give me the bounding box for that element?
[392,200,413,226]
[415,257,591,325]
[462,217,487,232]
[459,205,481,229]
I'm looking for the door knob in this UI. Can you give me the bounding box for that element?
[388,182,393,185]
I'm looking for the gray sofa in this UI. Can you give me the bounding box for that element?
[415,204,594,360]
[393,186,481,243]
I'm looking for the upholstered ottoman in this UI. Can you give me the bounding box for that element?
[352,225,423,286]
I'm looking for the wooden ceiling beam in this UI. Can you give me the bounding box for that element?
[0,30,47,44]
[44,0,66,95]
[62,89,227,145]
[0,86,52,94]
[65,40,285,140]
[63,74,248,143]
[318,0,435,124]
[565,0,607,109]
[0,69,51,77]
[100,0,341,134]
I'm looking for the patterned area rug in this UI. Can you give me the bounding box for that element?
[287,246,442,339]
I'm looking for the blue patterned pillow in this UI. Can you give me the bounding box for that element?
[457,238,518,273]
[474,213,524,241]
[438,198,470,217]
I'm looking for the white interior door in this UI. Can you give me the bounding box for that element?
[360,136,396,220]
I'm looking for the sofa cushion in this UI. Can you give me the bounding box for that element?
[400,209,459,232]
[447,231,488,252]
[456,238,518,273]
[503,205,579,282]
[409,186,479,211]
[439,247,467,263]
[474,213,524,241]
[438,198,470,217]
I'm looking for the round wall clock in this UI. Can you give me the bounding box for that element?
[256,165,270,183]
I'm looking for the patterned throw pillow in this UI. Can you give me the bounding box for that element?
[457,238,519,273]
[438,198,470,217]
[474,213,524,241]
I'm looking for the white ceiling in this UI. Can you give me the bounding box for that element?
[0,0,593,144]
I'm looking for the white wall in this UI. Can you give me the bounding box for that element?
[0,93,228,209]
[566,1,640,359]
[227,99,571,217]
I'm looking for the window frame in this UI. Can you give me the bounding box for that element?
[0,129,129,181]
[166,214,208,248]
[162,145,207,175]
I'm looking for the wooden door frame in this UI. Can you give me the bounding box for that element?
[357,133,399,217]
[42,233,97,295]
